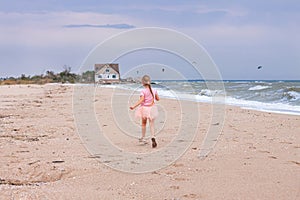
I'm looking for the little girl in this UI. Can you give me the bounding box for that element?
[130,75,160,148]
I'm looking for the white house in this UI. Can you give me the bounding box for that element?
[94,63,120,83]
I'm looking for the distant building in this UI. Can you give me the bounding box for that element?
[94,63,120,83]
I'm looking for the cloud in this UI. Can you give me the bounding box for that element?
[194,6,248,17]
[63,23,136,29]
[0,11,139,46]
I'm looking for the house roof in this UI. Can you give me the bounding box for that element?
[95,64,119,74]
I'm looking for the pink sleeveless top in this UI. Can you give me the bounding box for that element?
[140,88,157,106]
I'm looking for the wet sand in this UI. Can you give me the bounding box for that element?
[0,84,299,199]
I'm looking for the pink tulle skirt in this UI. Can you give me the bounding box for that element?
[135,105,158,120]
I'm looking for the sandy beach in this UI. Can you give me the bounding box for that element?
[0,84,299,200]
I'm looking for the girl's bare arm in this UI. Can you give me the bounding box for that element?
[155,93,160,101]
[130,96,145,110]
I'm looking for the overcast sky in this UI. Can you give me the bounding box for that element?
[0,0,299,80]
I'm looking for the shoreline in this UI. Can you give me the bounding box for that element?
[95,83,300,116]
[1,82,300,117]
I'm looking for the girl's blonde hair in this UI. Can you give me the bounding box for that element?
[142,75,151,85]
[142,75,154,98]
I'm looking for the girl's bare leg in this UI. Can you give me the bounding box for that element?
[141,118,147,138]
[149,119,157,148]
[149,119,155,138]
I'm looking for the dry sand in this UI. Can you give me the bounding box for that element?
[0,84,299,200]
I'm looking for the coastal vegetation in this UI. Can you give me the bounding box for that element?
[0,67,95,85]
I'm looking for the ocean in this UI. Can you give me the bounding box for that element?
[99,80,300,116]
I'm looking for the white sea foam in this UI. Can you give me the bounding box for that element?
[95,83,300,116]
[225,97,300,116]
[157,88,300,116]
[162,90,300,115]
[97,84,118,89]
[248,85,271,91]
[199,89,224,96]
[286,91,300,101]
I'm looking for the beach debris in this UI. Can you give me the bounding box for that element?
[33,100,43,104]
[16,150,30,153]
[259,150,270,154]
[29,137,39,141]
[0,178,40,186]
[183,194,197,198]
[0,114,12,119]
[28,160,40,165]
[268,156,277,159]
[170,185,180,189]
[0,135,39,142]
[52,160,65,164]
[87,155,101,159]
[289,161,300,166]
